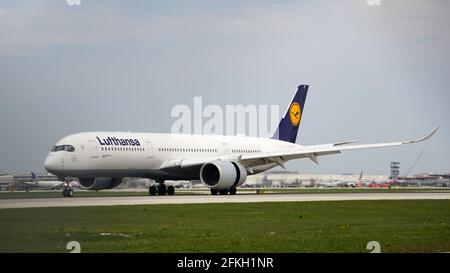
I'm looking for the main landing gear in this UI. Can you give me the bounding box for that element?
[210,187,237,195]
[149,181,175,196]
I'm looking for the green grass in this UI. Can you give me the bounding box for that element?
[1,187,448,199]
[0,200,449,253]
[259,188,450,194]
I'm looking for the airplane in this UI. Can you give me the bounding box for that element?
[355,171,394,187]
[316,176,359,188]
[317,180,350,188]
[25,172,82,193]
[25,172,65,190]
[335,171,365,188]
[43,84,439,197]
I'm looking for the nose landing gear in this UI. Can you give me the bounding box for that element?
[62,188,74,197]
[61,178,74,197]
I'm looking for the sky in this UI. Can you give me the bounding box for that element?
[0,0,449,175]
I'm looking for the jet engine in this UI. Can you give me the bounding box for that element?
[200,160,247,190]
[78,177,123,190]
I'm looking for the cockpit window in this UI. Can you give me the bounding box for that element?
[51,145,75,152]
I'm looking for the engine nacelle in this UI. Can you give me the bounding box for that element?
[78,177,123,190]
[200,160,247,190]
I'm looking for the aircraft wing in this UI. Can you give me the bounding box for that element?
[239,127,439,167]
[160,127,438,170]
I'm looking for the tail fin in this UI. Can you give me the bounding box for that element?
[31,172,38,182]
[271,84,309,143]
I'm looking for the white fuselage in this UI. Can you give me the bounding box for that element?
[44,132,298,181]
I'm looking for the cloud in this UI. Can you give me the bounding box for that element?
[0,9,8,16]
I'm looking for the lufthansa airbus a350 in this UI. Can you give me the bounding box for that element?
[44,85,438,197]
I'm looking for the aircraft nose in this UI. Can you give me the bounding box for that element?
[44,155,58,172]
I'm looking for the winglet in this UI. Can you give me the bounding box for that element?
[402,127,439,144]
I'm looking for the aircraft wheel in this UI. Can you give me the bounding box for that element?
[157,184,167,195]
[219,189,229,195]
[63,188,74,197]
[167,186,175,196]
[210,189,218,195]
[229,187,237,195]
[67,188,74,197]
[149,185,157,196]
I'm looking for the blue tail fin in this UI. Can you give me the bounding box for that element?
[271,84,309,143]
[31,172,38,181]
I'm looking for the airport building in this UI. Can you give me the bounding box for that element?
[1,170,449,191]
[0,172,58,191]
[243,172,389,188]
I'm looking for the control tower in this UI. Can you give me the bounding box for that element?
[390,162,400,178]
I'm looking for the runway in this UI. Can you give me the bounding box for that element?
[1,192,450,209]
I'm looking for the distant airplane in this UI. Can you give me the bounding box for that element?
[355,171,392,187]
[43,84,439,197]
[317,178,357,188]
[26,172,64,190]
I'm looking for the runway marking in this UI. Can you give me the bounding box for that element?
[1,192,450,209]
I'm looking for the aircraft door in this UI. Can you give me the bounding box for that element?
[146,141,154,158]
[89,139,99,158]
[221,143,230,155]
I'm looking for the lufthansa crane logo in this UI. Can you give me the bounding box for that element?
[289,102,301,127]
